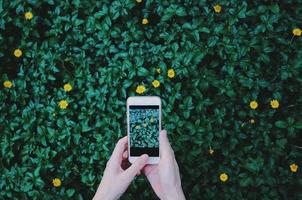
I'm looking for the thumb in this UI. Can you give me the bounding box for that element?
[124,154,149,179]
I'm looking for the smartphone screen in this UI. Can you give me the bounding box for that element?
[129,105,160,157]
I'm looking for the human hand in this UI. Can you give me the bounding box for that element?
[93,136,149,200]
[143,130,185,200]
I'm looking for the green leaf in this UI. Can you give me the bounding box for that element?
[276,138,287,150]
[176,7,186,16]
[48,75,56,81]
[207,36,219,47]
[82,120,92,132]
[67,189,75,197]
[200,27,210,33]
[270,4,280,14]
[294,120,302,129]
[239,177,253,187]
[275,121,287,129]
[238,6,247,18]
[137,67,149,77]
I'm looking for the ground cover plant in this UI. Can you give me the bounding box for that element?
[1,0,302,199]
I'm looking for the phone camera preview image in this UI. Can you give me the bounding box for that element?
[129,105,159,157]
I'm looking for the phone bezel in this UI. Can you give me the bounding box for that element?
[127,96,161,164]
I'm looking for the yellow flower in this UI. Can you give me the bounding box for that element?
[209,148,214,155]
[135,125,141,129]
[249,100,258,109]
[143,123,147,127]
[292,28,302,36]
[59,100,68,109]
[156,68,161,74]
[3,81,13,88]
[152,80,160,88]
[150,117,154,123]
[250,119,255,124]
[64,83,72,92]
[14,49,22,58]
[142,18,148,25]
[220,173,228,182]
[290,163,298,173]
[52,178,62,187]
[167,69,175,78]
[136,85,146,94]
[270,99,279,109]
[25,11,33,20]
[213,5,222,13]
[136,0,142,3]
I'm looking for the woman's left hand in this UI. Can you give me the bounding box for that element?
[93,136,149,200]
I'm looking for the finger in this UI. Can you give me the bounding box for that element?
[110,136,128,164]
[142,165,157,177]
[124,154,148,180]
[159,130,173,158]
[123,150,128,159]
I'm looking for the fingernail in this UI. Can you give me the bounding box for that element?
[160,130,167,137]
[141,154,149,161]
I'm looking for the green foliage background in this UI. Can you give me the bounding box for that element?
[1,0,302,199]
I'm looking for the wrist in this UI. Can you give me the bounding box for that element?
[93,187,116,200]
[164,186,185,200]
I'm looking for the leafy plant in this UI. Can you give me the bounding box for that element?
[1,0,302,199]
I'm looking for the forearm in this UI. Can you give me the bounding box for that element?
[164,187,186,200]
[93,184,116,200]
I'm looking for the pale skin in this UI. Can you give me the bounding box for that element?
[93,130,185,200]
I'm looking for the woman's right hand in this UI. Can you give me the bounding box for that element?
[143,130,186,200]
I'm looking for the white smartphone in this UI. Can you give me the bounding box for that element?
[127,96,161,164]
